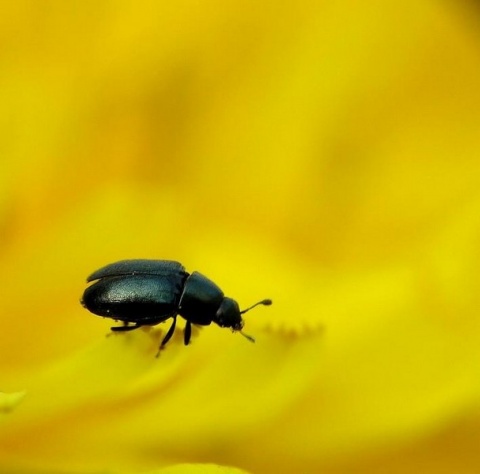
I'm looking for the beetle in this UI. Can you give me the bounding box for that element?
[81,259,272,348]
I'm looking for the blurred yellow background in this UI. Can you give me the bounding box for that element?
[1,1,480,473]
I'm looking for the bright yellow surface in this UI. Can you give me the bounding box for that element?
[1,1,480,473]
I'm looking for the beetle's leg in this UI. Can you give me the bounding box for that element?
[161,317,177,346]
[111,323,142,332]
[184,321,192,345]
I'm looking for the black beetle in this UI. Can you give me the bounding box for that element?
[81,259,272,348]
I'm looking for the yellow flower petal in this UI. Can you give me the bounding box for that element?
[146,464,250,474]
[0,391,26,415]
[1,1,480,474]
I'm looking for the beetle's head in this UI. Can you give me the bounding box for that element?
[215,297,243,330]
[215,297,272,343]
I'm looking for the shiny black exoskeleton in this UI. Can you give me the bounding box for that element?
[81,259,272,348]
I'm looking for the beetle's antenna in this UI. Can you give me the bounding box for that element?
[238,299,271,344]
[239,330,255,343]
[240,298,272,314]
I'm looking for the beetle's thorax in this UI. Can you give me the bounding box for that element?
[178,271,224,325]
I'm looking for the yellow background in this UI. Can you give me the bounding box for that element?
[1,2,480,473]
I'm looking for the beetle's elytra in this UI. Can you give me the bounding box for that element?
[81,259,272,349]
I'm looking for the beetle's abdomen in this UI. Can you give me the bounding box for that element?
[86,259,185,282]
[82,274,184,321]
